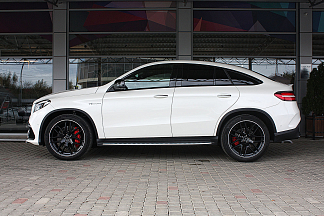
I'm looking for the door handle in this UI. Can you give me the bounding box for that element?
[154,95,168,98]
[217,94,231,98]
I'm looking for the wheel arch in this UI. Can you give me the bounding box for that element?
[39,109,98,146]
[216,108,277,141]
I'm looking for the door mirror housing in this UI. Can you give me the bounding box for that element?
[113,79,128,91]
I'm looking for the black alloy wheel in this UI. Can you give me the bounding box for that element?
[221,114,270,162]
[45,114,93,160]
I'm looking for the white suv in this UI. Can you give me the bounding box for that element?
[27,60,300,162]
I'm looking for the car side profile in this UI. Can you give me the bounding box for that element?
[27,60,300,162]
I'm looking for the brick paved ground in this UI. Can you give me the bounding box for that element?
[1,138,324,216]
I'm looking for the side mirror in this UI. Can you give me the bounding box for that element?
[113,79,128,91]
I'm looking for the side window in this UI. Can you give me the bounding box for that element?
[124,64,173,90]
[181,64,214,86]
[226,69,262,85]
[215,68,232,86]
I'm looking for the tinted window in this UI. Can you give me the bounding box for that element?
[226,69,262,85]
[181,64,214,86]
[124,64,173,90]
[215,68,232,86]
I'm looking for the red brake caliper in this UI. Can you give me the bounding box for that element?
[74,127,81,148]
[232,137,239,146]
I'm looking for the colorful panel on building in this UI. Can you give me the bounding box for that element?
[70,10,176,32]
[70,1,176,9]
[193,10,295,32]
[194,1,295,9]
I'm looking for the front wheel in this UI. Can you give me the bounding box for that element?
[220,114,270,162]
[45,114,93,160]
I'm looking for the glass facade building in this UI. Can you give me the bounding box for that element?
[0,0,324,133]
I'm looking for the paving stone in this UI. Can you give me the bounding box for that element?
[1,139,324,215]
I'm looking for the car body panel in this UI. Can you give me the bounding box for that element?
[29,87,105,142]
[171,86,239,136]
[102,88,174,138]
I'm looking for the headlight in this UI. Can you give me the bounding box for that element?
[33,100,51,112]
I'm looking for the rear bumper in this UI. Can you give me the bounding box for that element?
[273,123,300,142]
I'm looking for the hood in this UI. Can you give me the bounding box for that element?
[34,87,99,103]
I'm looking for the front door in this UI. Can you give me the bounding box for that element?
[102,63,175,138]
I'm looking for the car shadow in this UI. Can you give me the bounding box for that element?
[87,144,226,160]
[84,138,324,163]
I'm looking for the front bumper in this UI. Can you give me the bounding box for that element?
[26,124,39,145]
[273,123,300,142]
[27,124,35,140]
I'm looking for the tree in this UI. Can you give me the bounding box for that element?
[0,72,18,89]
[32,79,52,98]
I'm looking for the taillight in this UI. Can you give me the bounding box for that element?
[274,91,296,101]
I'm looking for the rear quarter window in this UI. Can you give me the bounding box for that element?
[226,69,262,85]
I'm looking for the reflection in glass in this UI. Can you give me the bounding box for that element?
[69,33,176,56]
[124,64,172,90]
[193,57,296,84]
[0,35,52,56]
[0,59,52,132]
[193,33,295,57]
[69,57,175,89]
[313,34,324,56]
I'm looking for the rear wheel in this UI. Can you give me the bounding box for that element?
[221,114,270,162]
[45,114,93,160]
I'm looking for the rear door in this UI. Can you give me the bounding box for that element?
[171,64,240,137]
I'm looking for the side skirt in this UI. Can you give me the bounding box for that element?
[97,136,218,146]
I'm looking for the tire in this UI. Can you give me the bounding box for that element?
[45,114,93,160]
[220,114,270,162]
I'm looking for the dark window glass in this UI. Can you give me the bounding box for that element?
[0,2,52,10]
[70,1,177,9]
[215,68,232,85]
[0,12,52,33]
[193,10,295,32]
[181,64,215,86]
[124,64,173,90]
[313,11,324,32]
[313,34,324,56]
[193,2,295,9]
[226,69,262,85]
[69,10,176,32]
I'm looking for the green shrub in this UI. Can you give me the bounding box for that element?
[302,63,324,116]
